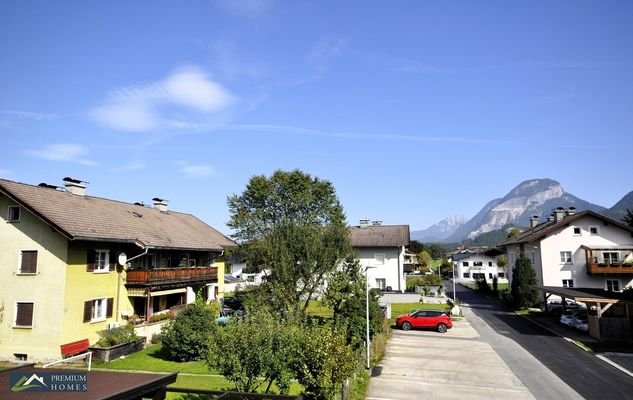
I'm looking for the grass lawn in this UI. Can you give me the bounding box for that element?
[166,375,303,399]
[95,344,214,374]
[305,300,333,318]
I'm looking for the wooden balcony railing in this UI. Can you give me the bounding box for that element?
[586,262,633,276]
[125,266,218,286]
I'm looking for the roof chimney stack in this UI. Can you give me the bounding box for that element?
[547,214,555,222]
[529,215,539,228]
[554,207,565,222]
[152,197,168,212]
[63,177,88,196]
[566,207,576,216]
[359,218,370,229]
[371,220,383,226]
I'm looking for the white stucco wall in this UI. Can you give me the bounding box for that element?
[454,254,507,282]
[356,246,405,292]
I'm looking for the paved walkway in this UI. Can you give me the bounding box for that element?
[366,317,535,400]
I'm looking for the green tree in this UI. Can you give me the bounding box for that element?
[510,254,538,309]
[417,250,432,268]
[161,301,215,361]
[506,227,521,238]
[228,170,352,316]
[622,208,633,228]
[439,258,452,277]
[427,243,446,260]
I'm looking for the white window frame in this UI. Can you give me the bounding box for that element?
[602,252,620,264]
[606,279,621,292]
[91,298,107,322]
[94,249,110,273]
[589,226,599,235]
[374,253,385,265]
[560,251,573,264]
[17,249,38,275]
[572,227,581,236]
[529,251,536,265]
[14,301,34,328]
[376,278,386,290]
[7,205,21,222]
[562,279,574,288]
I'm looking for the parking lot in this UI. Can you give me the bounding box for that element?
[367,317,536,400]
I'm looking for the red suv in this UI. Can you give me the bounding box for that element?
[395,309,453,333]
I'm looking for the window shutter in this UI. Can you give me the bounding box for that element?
[109,251,116,271]
[106,298,114,318]
[83,301,92,323]
[87,250,96,272]
[21,251,37,274]
[16,303,34,326]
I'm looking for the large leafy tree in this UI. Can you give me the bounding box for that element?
[227,170,351,315]
[510,254,538,309]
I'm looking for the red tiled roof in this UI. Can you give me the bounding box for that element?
[349,224,410,247]
[0,179,235,251]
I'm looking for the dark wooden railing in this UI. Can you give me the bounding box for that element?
[586,262,633,276]
[126,267,218,285]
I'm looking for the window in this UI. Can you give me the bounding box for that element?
[87,249,112,273]
[573,227,581,236]
[188,259,196,267]
[562,279,574,288]
[463,272,470,278]
[18,250,37,274]
[473,273,484,280]
[560,251,572,264]
[603,252,620,264]
[376,278,386,290]
[489,273,493,279]
[606,279,620,292]
[589,226,599,235]
[462,261,469,267]
[498,272,505,278]
[488,262,493,266]
[83,298,113,323]
[7,206,20,222]
[473,261,483,267]
[14,302,34,328]
[374,253,385,265]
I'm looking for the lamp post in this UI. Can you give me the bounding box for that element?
[364,265,377,370]
[452,261,456,304]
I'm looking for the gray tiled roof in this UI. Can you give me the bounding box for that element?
[0,179,235,251]
[349,224,410,247]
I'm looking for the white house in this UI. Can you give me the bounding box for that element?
[349,219,409,292]
[452,249,507,283]
[500,208,633,293]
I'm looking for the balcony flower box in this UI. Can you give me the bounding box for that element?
[88,337,145,362]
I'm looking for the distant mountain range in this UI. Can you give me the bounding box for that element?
[412,179,633,243]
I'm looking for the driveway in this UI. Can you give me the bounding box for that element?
[367,317,536,400]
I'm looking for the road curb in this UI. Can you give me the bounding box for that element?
[517,312,633,377]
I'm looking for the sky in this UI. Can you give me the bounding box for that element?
[1,1,632,234]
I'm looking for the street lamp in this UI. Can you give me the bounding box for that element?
[452,261,456,304]
[364,265,377,370]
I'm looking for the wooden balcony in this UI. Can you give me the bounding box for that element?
[125,266,218,286]
[586,262,633,276]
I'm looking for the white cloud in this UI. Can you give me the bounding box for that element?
[175,161,215,178]
[1,110,60,120]
[306,36,349,78]
[26,144,96,165]
[90,66,235,132]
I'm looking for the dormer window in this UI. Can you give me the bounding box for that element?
[7,206,20,222]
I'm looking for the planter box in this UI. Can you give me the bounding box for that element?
[88,338,146,362]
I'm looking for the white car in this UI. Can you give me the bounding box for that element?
[560,310,579,327]
[573,312,589,331]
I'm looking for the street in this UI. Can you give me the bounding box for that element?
[448,282,633,399]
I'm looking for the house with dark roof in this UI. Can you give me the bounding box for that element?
[499,208,633,293]
[0,177,235,363]
[349,219,410,292]
[451,249,507,283]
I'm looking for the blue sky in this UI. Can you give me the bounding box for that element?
[1,1,632,233]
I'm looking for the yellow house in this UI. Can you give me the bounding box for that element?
[0,177,234,363]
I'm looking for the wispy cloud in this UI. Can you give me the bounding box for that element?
[90,65,235,132]
[26,144,96,165]
[306,36,350,79]
[1,110,60,120]
[111,161,146,172]
[227,124,516,145]
[175,161,216,178]
[216,0,275,18]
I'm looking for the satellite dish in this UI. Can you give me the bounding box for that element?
[118,252,128,266]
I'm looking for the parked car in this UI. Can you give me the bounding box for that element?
[542,299,585,314]
[560,310,581,327]
[573,312,589,331]
[395,309,452,333]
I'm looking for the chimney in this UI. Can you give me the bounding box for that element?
[371,220,383,226]
[547,214,555,222]
[529,215,539,228]
[359,218,370,229]
[152,197,168,212]
[566,207,576,216]
[554,207,565,222]
[63,177,88,196]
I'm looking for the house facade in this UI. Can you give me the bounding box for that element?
[0,178,234,363]
[452,250,507,283]
[500,208,633,294]
[349,220,409,292]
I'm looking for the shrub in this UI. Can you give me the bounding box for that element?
[96,324,139,347]
[161,302,216,361]
[511,254,538,309]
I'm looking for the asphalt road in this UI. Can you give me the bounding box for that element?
[448,282,633,399]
